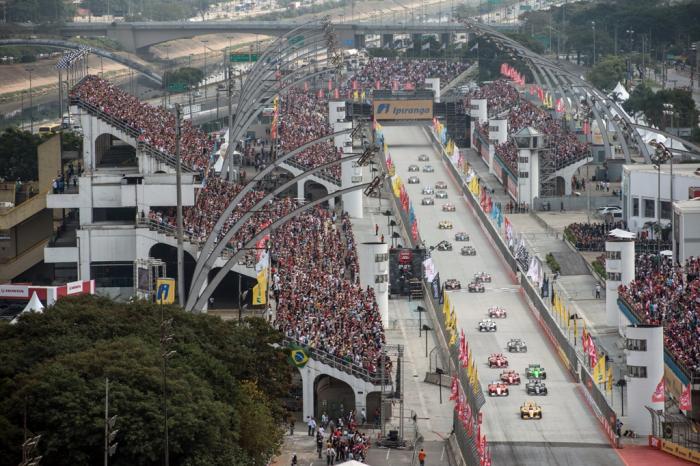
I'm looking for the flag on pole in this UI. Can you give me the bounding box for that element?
[606,365,614,393]
[652,377,665,403]
[595,355,606,384]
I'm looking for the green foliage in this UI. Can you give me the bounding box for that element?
[0,295,291,466]
[477,38,533,84]
[6,0,74,23]
[163,67,204,90]
[624,84,699,129]
[545,253,561,274]
[0,127,42,181]
[61,131,83,153]
[587,56,626,91]
[592,257,606,280]
[366,47,399,58]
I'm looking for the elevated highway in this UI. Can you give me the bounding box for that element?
[56,20,465,52]
[382,124,623,465]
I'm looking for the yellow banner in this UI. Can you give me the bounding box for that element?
[662,440,700,464]
[252,268,268,306]
[156,278,176,305]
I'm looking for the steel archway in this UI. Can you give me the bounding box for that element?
[0,38,162,85]
[190,182,370,312]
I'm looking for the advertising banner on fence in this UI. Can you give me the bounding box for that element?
[373,99,433,120]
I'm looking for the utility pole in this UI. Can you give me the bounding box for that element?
[174,103,185,308]
[26,67,34,133]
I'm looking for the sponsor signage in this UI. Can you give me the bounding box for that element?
[230,52,259,62]
[66,281,84,294]
[0,285,29,299]
[373,99,433,120]
[661,439,700,464]
[156,278,176,305]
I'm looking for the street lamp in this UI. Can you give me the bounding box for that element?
[616,379,627,416]
[591,22,596,66]
[436,367,445,404]
[422,324,432,357]
[25,67,34,133]
[417,305,426,336]
[201,39,210,99]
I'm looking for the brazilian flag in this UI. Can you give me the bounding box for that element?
[288,344,309,368]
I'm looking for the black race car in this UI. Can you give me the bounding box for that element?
[479,319,497,332]
[461,246,477,256]
[422,186,435,195]
[526,379,548,396]
[435,191,448,199]
[421,197,435,206]
[436,240,452,251]
[454,232,470,241]
[423,165,435,173]
[507,339,527,353]
[435,181,448,190]
[408,164,420,172]
[407,176,420,184]
[418,154,430,161]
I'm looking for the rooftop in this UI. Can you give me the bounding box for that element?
[623,163,700,176]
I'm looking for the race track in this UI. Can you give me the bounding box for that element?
[382,125,622,466]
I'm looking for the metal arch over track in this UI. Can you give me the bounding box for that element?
[0,38,163,85]
[189,183,370,312]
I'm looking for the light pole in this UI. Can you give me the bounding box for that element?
[422,324,431,357]
[417,305,426,337]
[436,367,444,404]
[591,22,596,66]
[201,39,209,99]
[616,379,627,416]
[174,104,185,308]
[26,67,34,133]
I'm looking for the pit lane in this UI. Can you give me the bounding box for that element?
[382,125,622,465]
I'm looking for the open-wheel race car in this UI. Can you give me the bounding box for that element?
[436,240,452,251]
[407,176,420,184]
[500,370,521,385]
[525,364,546,380]
[507,339,527,353]
[526,379,548,396]
[488,381,510,397]
[461,246,477,256]
[468,280,485,292]
[478,319,497,332]
[488,306,507,318]
[474,272,492,283]
[520,401,543,419]
[438,220,453,229]
[442,202,456,212]
[488,353,508,368]
[444,279,461,290]
[423,165,435,173]
[418,153,430,161]
[454,232,470,241]
[435,181,448,190]
[422,186,435,195]
[408,164,420,172]
[421,197,434,206]
[435,191,448,199]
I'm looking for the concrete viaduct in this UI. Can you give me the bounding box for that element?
[58,20,466,53]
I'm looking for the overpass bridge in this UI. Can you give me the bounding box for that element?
[57,20,466,52]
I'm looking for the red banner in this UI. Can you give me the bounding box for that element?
[681,384,692,411]
[652,377,665,403]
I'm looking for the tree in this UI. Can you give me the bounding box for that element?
[624,84,699,129]
[587,56,626,91]
[0,295,292,465]
[163,67,205,90]
[0,127,42,181]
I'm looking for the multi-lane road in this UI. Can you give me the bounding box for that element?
[382,125,623,465]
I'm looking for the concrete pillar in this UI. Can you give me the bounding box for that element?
[624,324,664,435]
[354,389,367,423]
[381,34,394,48]
[300,366,315,420]
[297,179,305,200]
[441,33,451,48]
[469,99,487,148]
[332,118,363,218]
[354,34,366,49]
[358,241,390,327]
[412,34,422,52]
[605,236,635,330]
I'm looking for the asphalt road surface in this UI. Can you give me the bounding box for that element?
[382,125,623,466]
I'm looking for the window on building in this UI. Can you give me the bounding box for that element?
[375,253,389,262]
[644,199,655,218]
[489,126,498,132]
[606,251,621,260]
[374,274,388,284]
[632,198,639,217]
[519,172,529,178]
[607,272,621,281]
[661,201,672,220]
[90,262,134,288]
[518,157,529,164]
[626,338,647,351]
[628,365,647,378]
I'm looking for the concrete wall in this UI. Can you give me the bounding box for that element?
[38,134,62,193]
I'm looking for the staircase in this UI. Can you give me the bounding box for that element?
[278,159,341,193]
[409,278,424,300]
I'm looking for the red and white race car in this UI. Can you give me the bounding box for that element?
[488,380,510,397]
[488,353,509,368]
[500,369,521,385]
[488,306,507,318]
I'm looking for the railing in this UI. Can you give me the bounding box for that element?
[70,97,196,173]
[281,336,390,385]
[281,158,341,186]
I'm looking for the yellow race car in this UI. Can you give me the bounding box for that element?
[520,401,542,419]
[438,220,453,229]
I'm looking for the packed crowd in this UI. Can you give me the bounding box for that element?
[469,80,589,174]
[273,209,388,374]
[565,221,671,253]
[352,57,470,90]
[619,255,700,373]
[70,75,213,172]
